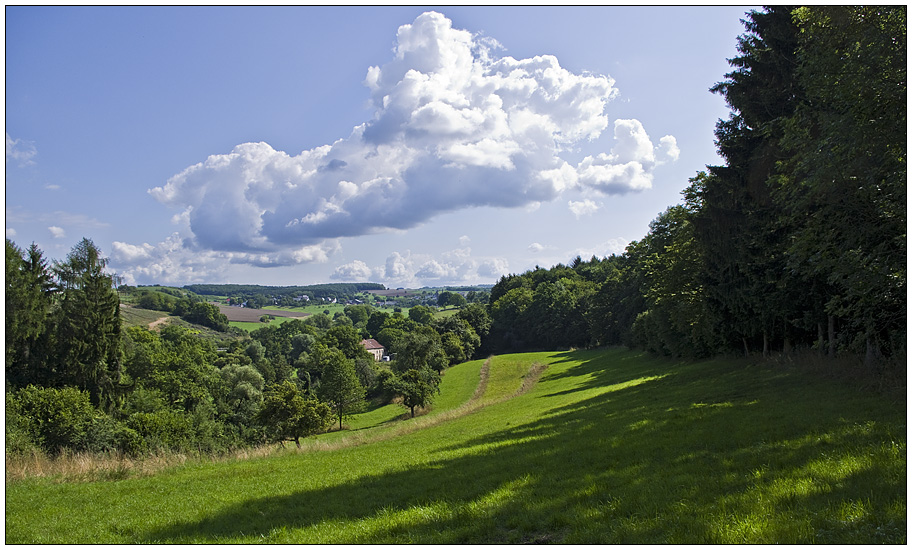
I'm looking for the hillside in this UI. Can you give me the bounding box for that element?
[6,349,905,544]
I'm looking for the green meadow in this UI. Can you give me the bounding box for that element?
[229,315,299,332]
[5,349,905,544]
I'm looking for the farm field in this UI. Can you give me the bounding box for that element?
[120,304,169,329]
[262,304,347,316]
[215,303,309,323]
[5,349,905,544]
[229,317,299,332]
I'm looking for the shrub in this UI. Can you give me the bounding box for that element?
[127,410,194,452]
[82,414,144,455]
[6,385,96,454]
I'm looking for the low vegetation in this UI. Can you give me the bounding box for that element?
[6,349,905,544]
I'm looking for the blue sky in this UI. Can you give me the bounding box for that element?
[6,6,754,287]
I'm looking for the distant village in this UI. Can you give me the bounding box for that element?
[223,286,491,310]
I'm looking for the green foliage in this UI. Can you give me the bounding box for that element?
[685,6,907,360]
[256,380,332,446]
[5,240,55,388]
[181,301,230,332]
[3,6,905,470]
[137,290,178,312]
[53,238,124,409]
[408,305,435,325]
[317,346,366,430]
[127,409,195,452]
[393,327,449,374]
[781,6,906,358]
[433,316,481,363]
[6,385,96,454]
[490,285,534,349]
[320,324,372,362]
[437,291,466,309]
[383,367,441,417]
[219,364,266,428]
[455,303,492,341]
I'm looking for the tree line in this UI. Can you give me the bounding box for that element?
[128,287,230,332]
[488,6,905,363]
[7,238,489,455]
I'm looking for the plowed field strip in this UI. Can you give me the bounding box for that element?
[215,304,310,323]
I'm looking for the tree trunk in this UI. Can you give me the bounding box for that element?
[742,337,750,357]
[411,405,415,418]
[865,332,879,367]
[762,331,769,357]
[828,314,836,357]
[817,322,825,356]
[782,318,792,354]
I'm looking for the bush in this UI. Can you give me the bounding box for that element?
[82,414,144,455]
[6,385,97,454]
[127,410,194,452]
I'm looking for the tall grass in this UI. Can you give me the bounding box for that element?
[6,349,905,544]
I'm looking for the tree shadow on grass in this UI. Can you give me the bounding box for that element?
[142,350,905,544]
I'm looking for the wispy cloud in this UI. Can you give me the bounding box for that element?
[6,133,37,167]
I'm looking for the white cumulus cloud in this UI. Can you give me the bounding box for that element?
[48,226,65,238]
[145,11,675,261]
[331,260,374,282]
[568,199,600,218]
[110,233,339,285]
[576,119,678,194]
[114,11,676,283]
[333,237,510,287]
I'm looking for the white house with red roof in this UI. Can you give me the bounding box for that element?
[360,339,385,361]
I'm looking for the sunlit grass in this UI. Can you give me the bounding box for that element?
[229,316,297,332]
[6,348,905,544]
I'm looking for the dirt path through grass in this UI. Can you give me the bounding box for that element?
[469,356,492,403]
[148,316,170,330]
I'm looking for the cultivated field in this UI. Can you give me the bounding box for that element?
[6,349,905,544]
[215,303,309,323]
[366,289,418,297]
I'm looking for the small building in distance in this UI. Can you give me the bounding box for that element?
[360,338,385,362]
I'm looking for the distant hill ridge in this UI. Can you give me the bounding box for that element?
[183,283,386,296]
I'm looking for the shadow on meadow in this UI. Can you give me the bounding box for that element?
[143,349,904,544]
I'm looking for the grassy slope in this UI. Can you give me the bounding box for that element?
[229,316,297,332]
[5,349,905,544]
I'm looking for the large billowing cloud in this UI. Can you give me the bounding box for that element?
[111,11,676,284]
[148,11,677,259]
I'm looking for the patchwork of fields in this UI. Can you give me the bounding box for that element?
[5,349,905,544]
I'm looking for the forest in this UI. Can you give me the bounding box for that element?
[487,6,905,363]
[5,6,905,460]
